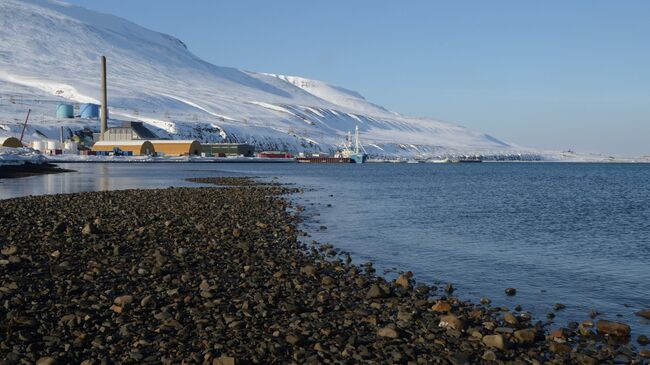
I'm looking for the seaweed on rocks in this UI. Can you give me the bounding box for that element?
[0,178,645,364]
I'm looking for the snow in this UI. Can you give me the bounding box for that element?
[0,0,628,162]
[0,147,47,166]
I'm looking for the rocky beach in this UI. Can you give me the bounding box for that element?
[0,177,647,364]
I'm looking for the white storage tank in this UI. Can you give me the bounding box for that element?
[32,141,46,151]
[46,141,59,150]
[64,141,78,153]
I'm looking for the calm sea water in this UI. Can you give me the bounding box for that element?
[1,162,649,340]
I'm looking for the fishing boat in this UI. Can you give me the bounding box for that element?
[336,125,368,163]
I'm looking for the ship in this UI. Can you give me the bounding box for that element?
[335,125,368,164]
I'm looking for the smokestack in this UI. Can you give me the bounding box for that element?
[100,56,108,140]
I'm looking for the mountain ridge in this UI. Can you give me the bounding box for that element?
[0,0,531,159]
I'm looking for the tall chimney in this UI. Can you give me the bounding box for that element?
[100,56,108,140]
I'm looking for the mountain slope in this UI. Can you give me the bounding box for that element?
[0,0,526,159]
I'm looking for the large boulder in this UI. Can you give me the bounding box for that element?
[596,320,630,337]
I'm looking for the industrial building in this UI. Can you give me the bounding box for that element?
[0,137,23,148]
[100,121,159,142]
[151,140,201,156]
[91,140,155,156]
[201,143,254,157]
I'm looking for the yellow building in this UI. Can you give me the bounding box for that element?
[150,140,201,156]
[0,137,23,148]
[92,140,155,156]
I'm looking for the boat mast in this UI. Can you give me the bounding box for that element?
[354,125,359,154]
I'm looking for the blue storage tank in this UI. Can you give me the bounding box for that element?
[80,103,100,118]
[56,103,74,119]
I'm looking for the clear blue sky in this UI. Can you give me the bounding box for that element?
[67,0,650,156]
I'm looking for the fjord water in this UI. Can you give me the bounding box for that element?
[1,163,649,337]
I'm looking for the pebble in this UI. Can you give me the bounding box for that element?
[482,334,506,350]
[35,358,57,365]
[1,246,17,255]
[114,295,134,306]
[377,325,400,338]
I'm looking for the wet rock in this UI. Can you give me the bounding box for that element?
[578,321,594,336]
[637,334,649,345]
[596,320,631,337]
[553,303,566,311]
[514,328,537,344]
[445,283,454,294]
[503,312,518,325]
[635,309,650,320]
[550,328,566,342]
[505,287,517,296]
[366,284,386,299]
[431,301,452,313]
[394,274,410,289]
[439,314,465,331]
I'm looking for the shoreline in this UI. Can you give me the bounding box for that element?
[0,177,646,363]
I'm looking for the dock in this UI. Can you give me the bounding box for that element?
[296,157,352,163]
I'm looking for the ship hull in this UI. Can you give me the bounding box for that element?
[349,153,368,164]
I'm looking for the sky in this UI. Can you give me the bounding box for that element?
[66,0,650,156]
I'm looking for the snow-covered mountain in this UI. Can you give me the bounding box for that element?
[0,0,534,159]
